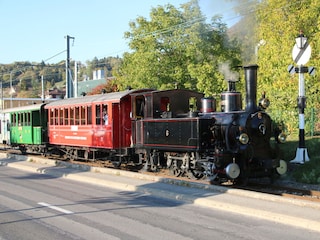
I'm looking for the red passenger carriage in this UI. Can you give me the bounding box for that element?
[45,89,152,163]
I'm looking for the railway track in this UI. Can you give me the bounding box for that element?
[2,148,320,203]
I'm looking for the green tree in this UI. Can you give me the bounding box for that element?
[256,0,320,134]
[116,0,241,96]
[87,80,118,95]
[19,78,28,91]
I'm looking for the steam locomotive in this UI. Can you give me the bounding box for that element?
[132,65,287,183]
[0,64,286,184]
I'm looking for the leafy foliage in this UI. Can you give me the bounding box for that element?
[87,80,118,95]
[0,57,121,99]
[256,0,320,135]
[116,0,241,96]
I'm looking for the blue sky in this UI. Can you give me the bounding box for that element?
[0,0,239,64]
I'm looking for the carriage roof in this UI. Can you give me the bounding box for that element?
[2,103,46,113]
[44,89,154,108]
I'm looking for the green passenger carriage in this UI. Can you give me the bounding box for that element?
[3,103,48,153]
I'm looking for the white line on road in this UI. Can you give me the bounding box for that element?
[38,202,74,214]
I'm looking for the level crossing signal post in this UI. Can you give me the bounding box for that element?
[288,32,315,164]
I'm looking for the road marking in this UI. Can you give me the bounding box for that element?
[38,202,74,214]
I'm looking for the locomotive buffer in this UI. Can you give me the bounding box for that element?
[288,32,315,164]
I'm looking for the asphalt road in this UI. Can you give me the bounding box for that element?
[1,164,319,240]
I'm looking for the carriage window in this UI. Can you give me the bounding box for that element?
[96,105,101,125]
[18,113,22,126]
[70,107,74,125]
[64,108,69,125]
[21,113,26,126]
[81,106,86,125]
[103,104,108,125]
[59,108,63,125]
[54,109,59,125]
[20,113,24,126]
[12,113,16,126]
[26,112,31,126]
[75,106,80,125]
[23,113,25,126]
[87,106,92,124]
[50,109,54,125]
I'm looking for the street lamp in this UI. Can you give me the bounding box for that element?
[295,33,307,49]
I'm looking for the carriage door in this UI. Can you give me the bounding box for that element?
[132,95,147,146]
[119,97,134,149]
[112,103,120,148]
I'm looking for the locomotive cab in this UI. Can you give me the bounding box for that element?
[131,89,213,175]
[130,89,203,120]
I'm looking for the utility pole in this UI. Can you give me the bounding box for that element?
[41,75,44,102]
[74,61,78,98]
[10,72,13,108]
[65,35,75,98]
[0,79,3,110]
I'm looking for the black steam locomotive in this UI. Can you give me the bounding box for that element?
[132,65,287,183]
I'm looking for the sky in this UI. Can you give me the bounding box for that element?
[0,0,240,64]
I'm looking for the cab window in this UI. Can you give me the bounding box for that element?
[135,96,145,119]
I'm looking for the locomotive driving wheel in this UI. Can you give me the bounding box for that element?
[187,169,204,180]
[169,165,182,177]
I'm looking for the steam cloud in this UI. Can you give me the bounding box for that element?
[218,62,239,82]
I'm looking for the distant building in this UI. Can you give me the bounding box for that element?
[93,69,105,80]
[77,78,107,96]
[76,69,114,96]
[47,88,65,99]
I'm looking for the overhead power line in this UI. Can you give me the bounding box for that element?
[42,49,67,63]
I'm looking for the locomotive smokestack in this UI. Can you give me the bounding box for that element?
[244,64,258,112]
[227,81,236,92]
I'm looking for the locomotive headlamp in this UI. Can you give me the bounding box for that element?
[259,92,270,109]
[277,132,287,143]
[238,133,249,144]
[259,98,270,109]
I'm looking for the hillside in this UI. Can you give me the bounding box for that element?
[0,57,122,98]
